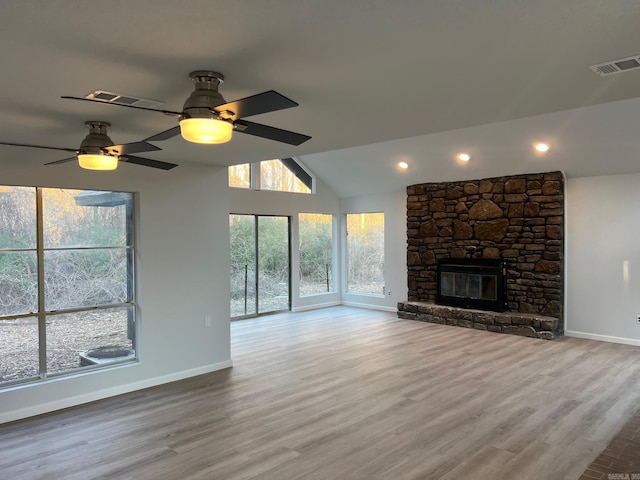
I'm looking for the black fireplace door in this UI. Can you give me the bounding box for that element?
[436,258,507,312]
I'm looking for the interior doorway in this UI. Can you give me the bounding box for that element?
[230,214,291,318]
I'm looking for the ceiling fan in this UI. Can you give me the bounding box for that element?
[0,121,177,171]
[62,70,312,146]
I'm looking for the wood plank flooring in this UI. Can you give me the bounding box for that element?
[1,306,640,479]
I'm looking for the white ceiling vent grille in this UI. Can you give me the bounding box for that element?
[589,55,640,77]
[84,90,164,109]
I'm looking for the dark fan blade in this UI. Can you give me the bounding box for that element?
[61,96,182,116]
[120,155,178,170]
[0,141,78,153]
[144,126,181,142]
[234,120,311,146]
[214,90,298,119]
[44,156,77,166]
[108,141,162,156]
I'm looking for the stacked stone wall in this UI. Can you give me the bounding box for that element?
[406,171,564,330]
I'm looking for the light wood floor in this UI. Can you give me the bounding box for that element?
[2,306,640,479]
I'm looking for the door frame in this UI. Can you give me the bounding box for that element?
[230,213,291,320]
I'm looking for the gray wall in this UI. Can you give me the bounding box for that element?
[566,173,640,344]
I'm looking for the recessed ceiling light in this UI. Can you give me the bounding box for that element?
[535,143,550,153]
[398,161,409,169]
[457,153,470,162]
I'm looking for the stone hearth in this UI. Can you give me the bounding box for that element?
[397,301,559,340]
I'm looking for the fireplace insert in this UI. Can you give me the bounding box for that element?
[436,258,507,312]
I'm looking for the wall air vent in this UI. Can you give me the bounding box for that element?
[84,90,164,109]
[589,55,640,77]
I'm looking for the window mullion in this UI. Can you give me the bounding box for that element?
[125,198,135,345]
[35,188,47,378]
[251,162,261,190]
[254,215,259,314]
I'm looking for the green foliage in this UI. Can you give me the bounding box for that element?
[299,214,333,293]
[229,215,291,309]
[0,187,130,317]
[44,249,127,310]
[0,233,33,250]
[0,251,38,316]
[230,213,335,303]
[230,215,256,267]
[257,217,288,285]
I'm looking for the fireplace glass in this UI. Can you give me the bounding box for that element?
[441,272,454,296]
[468,274,481,298]
[436,258,507,312]
[481,276,497,300]
[440,272,497,300]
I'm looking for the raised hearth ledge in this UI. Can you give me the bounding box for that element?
[397,301,561,340]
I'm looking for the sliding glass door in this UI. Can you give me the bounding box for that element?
[257,216,290,314]
[230,214,290,318]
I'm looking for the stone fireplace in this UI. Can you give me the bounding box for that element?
[397,171,564,339]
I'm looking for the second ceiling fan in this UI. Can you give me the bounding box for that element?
[0,121,177,171]
[63,71,312,147]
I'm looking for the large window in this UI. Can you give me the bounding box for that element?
[299,213,333,296]
[0,187,136,387]
[228,158,313,194]
[346,212,385,295]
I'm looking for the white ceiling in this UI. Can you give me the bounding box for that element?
[1,0,639,197]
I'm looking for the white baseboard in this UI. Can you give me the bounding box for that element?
[293,301,397,313]
[0,360,233,425]
[565,330,640,346]
[341,301,398,313]
[292,301,341,312]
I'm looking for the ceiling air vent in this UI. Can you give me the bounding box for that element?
[84,90,164,109]
[589,55,640,77]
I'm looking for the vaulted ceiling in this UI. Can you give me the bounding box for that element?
[1,1,639,197]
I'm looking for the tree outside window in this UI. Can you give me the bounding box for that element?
[299,213,333,296]
[346,212,384,295]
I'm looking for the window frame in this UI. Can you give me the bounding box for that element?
[0,186,137,388]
